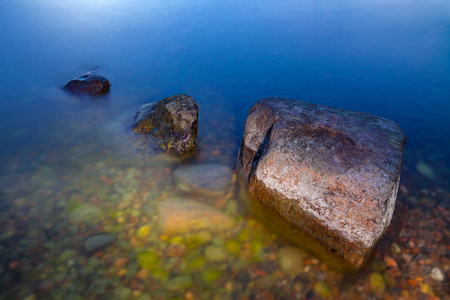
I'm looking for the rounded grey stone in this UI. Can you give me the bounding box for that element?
[173,163,232,195]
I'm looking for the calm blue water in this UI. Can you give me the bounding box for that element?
[1,0,449,298]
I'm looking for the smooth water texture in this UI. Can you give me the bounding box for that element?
[0,0,449,299]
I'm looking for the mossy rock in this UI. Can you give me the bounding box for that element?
[132,94,198,156]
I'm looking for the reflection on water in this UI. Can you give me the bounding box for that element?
[1,0,449,299]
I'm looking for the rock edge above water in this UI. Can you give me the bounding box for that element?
[63,72,110,96]
[132,94,199,157]
[237,97,406,269]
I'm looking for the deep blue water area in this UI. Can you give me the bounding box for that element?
[0,0,449,298]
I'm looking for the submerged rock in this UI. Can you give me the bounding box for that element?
[156,198,234,235]
[237,97,406,269]
[63,72,110,96]
[84,234,116,254]
[416,161,435,179]
[204,246,228,262]
[132,94,199,156]
[69,203,103,224]
[172,163,233,196]
[277,246,306,275]
[165,275,193,291]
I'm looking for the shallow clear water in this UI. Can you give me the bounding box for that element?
[0,0,449,299]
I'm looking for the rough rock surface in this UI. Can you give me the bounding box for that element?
[63,72,110,96]
[132,94,198,156]
[172,163,233,196]
[237,97,406,269]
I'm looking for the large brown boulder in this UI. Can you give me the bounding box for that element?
[132,94,198,156]
[237,97,406,269]
[63,72,110,96]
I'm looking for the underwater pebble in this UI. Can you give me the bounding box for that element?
[430,267,444,281]
[136,225,151,239]
[314,282,331,298]
[156,198,234,235]
[277,246,305,275]
[135,294,152,300]
[205,246,228,262]
[172,163,232,196]
[69,203,103,224]
[165,276,193,291]
[122,193,135,202]
[390,243,401,254]
[84,234,116,254]
[369,272,385,294]
[416,161,435,179]
[115,286,132,299]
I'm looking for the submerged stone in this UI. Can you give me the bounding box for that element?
[369,272,386,294]
[132,94,199,156]
[136,225,151,239]
[237,97,406,269]
[63,72,110,96]
[173,163,233,196]
[156,198,234,235]
[69,203,103,224]
[165,276,193,291]
[277,246,306,275]
[416,161,435,179]
[137,250,159,271]
[204,246,228,262]
[84,234,116,254]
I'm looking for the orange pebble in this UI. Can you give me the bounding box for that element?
[384,256,398,268]
[253,268,267,276]
[113,257,129,269]
[407,278,418,287]
[8,261,19,270]
[136,269,149,280]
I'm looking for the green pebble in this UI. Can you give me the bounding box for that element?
[122,193,134,202]
[314,282,331,298]
[250,239,263,261]
[165,276,193,291]
[237,228,250,242]
[201,269,221,283]
[168,236,184,245]
[186,256,206,272]
[205,246,228,262]
[225,240,241,255]
[136,294,152,300]
[56,249,76,264]
[151,268,169,282]
[115,286,131,299]
[130,209,141,217]
[369,272,385,294]
[137,250,159,270]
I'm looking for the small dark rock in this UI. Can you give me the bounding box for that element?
[84,234,116,254]
[132,94,199,156]
[63,72,110,96]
